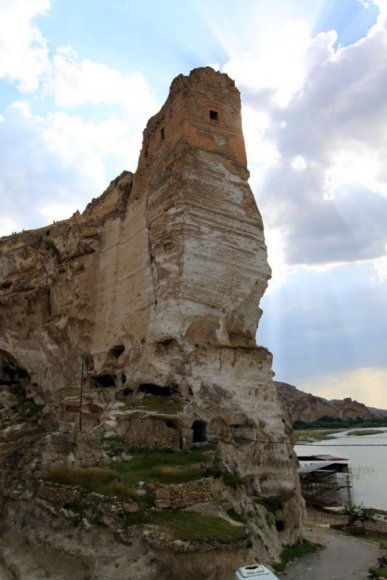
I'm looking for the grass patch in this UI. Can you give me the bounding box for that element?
[19,399,43,420]
[273,539,319,572]
[114,447,215,486]
[45,466,122,494]
[369,567,387,578]
[45,447,216,496]
[292,429,341,443]
[227,509,248,524]
[348,429,387,437]
[143,510,247,541]
[102,435,128,457]
[119,395,184,414]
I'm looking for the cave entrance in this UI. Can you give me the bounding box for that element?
[138,383,175,397]
[93,374,116,388]
[0,350,30,386]
[108,345,125,359]
[192,420,207,443]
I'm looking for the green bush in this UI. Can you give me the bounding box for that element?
[369,567,387,578]
[273,539,319,572]
[19,399,43,420]
[203,453,222,478]
[222,469,243,488]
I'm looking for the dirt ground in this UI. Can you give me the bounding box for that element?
[281,525,383,580]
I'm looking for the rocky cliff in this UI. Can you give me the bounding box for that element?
[0,67,303,579]
[276,381,374,424]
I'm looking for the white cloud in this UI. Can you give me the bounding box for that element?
[0,0,51,92]
[372,254,387,281]
[38,202,79,223]
[232,8,387,278]
[0,101,148,233]
[40,111,140,191]
[224,22,336,107]
[49,46,156,114]
[242,105,280,190]
[291,155,307,172]
[0,2,159,236]
[0,216,19,237]
[264,228,296,293]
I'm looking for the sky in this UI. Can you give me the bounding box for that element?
[0,0,386,408]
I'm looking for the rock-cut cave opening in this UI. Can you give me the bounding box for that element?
[192,419,207,443]
[138,383,176,397]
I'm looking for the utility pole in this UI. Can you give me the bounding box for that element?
[79,356,84,433]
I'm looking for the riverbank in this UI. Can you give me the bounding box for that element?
[295,428,387,511]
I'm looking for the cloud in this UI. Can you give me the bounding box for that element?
[0,2,158,236]
[258,260,387,384]
[0,0,51,92]
[40,110,142,188]
[223,7,387,272]
[49,46,156,114]
[0,101,148,232]
[224,20,310,107]
[303,367,387,408]
[0,216,18,238]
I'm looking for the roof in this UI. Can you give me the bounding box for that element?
[299,460,349,474]
[297,454,348,462]
[299,461,339,474]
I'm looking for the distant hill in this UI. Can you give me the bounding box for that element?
[367,406,387,417]
[275,381,384,425]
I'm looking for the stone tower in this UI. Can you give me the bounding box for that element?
[0,67,303,579]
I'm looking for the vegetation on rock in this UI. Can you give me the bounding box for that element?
[273,539,319,572]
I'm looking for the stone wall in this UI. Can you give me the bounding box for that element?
[36,480,139,515]
[37,481,83,504]
[153,478,216,509]
[120,415,180,449]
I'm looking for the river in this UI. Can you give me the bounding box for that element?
[295,428,387,511]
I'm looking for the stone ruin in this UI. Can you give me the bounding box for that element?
[0,67,303,580]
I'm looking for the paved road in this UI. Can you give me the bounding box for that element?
[282,527,382,580]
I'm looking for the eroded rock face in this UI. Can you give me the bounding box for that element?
[276,381,374,424]
[0,67,303,579]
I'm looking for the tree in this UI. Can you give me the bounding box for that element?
[343,503,374,534]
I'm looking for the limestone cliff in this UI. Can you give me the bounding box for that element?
[0,67,303,580]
